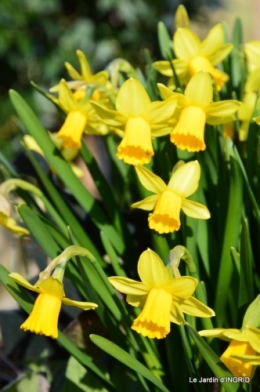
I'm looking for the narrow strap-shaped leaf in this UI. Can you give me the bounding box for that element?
[214,156,243,325]
[238,220,254,323]
[158,21,173,60]
[23,145,104,265]
[90,335,170,392]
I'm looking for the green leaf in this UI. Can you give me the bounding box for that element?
[186,324,245,392]
[90,335,170,392]
[23,144,104,265]
[215,155,243,326]
[238,220,254,319]
[18,204,62,259]
[158,21,173,60]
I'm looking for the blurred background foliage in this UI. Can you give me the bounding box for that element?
[0,0,222,160]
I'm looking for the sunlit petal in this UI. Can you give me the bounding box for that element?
[116,78,151,116]
[200,24,224,57]
[205,101,241,117]
[168,161,200,197]
[62,298,98,310]
[138,249,171,286]
[170,303,185,324]
[131,194,159,211]
[174,28,200,60]
[144,98,176,123]
[181,199,211,219]
[108,277,149,295]
[9,273,40,293]
[164,276,197,298]
[177,296,215,317]
[91,101,127,126]
[135,165,167,194]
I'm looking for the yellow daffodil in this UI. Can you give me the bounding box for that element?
[131,161,210,234]
[49,80,108,150]
[238,56,260,140]
[154,23,232,90]
[158,72,241,152]
[109,249,214,339]
[65,50,109,86]
[244,41,260,73]
[0,193,28,236]
[199,327,260,377]
[91,78,177,165]
[23,134,84,178]
[9,273,98,339]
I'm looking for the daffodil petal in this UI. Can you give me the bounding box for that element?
[138,249,171,287]
[164,276,197,298]
[62,297,98,310]
[208,43,233,65]
[245,41,260,72]
[206,115,236,125]
[205,101,241,117]
[58,80,78,112]
[199,328,230,339]
[168,161,200,197]
[176,296,215,317]
[245,328,260,352]
[174,28,201,61]
[91,101,126,126]
[172,59,189,81]
[144,98,176,123]
[135,165,167,194]
[157,83,175,99]
[5,218,29,235]
[131,194,159,211]
[150,125,173,136]
[108,277,149,295]
[200,24,224,57]
[153,61,174,77]
[77,50,92,79]
[185,72,212,106]
[170,303,185,324]
[116,78,151,116]
[65,62,82,81]
[126,294,147,307]
[9,273,40,293]
[181,199,211,219]
[222,330,248,341]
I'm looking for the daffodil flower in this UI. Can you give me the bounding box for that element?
[158,72,241,152]
[154,23,232,90]
[91,78,177,165]
[0,193,28,236]
[9,273,98,339]
[49,80,108,150]
[131,161,210,234]
[109,249,214,339]
[65,50,109,86]
[199,327,260,377]
[245,41,260,73]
